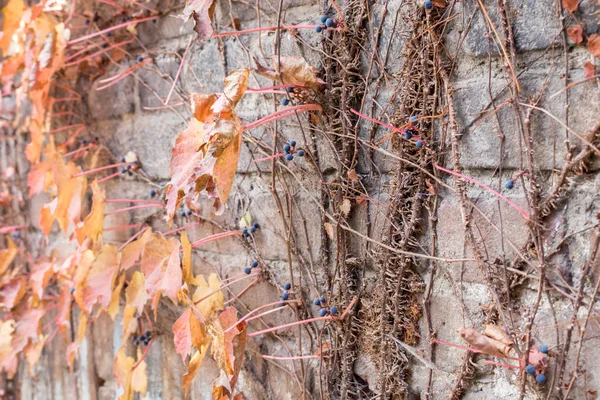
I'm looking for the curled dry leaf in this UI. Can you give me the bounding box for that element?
[458,327,512,358]
[181,231,194,286]
[254,56,325,88]
[588,34,600,58]
[166,69,249,220]
[567,24,583,44]
[340,198,351,217]
[483,324,513,346]
[324,222,335,240]
[180,0,217,43]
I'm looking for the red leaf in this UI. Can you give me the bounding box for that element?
[173,307,207,362]
[562,0,579,12]
[588,34,600,58]
[141,234,182,309]
[584,61,596,78]
[567,25,583,44]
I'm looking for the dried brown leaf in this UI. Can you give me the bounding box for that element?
[562,0,579,12]
[588,34,600,58]
[567,24,583,44]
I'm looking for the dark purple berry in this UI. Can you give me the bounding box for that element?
[320,296,326,304]
[284,282,291,290]
[186,210,192,216]
[284,144,291,153]
[244,267,252,274]
[120,156,126,162]
[137,56,143,62]
[424,0,433,9]
[539,344,548,354]
[249,225,257,233]
[150,189,156,197]
[536,374,546,383]
[404,130,412,140]
[320,15,327,24]
[325,18,335,28]
[415,140,424,148]
[315,26,323,33]
[251,260,259,268]
[290,140,296,147]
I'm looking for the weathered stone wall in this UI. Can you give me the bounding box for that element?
[5,0,600,398]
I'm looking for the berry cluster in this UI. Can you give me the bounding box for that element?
[133,330,152,346]
[283,140,305,161]
[313,296,338,316]
[119,156,140,176]
[315,15,337,33]
[525,344,549,383]
[179,209,193,217]
[242,222,260,238]
[244,260,260,274]
[279,282,292,304]
[281,87,312,106]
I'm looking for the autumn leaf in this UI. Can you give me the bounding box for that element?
[75,244,120,314]
[584,61,596,78]
[107,274,126,320]
[180,0,217,43]
[458,327,512,358]
[55,284,72,338]
[340,199,351,217]
[120,228,152,270]
[254,56,325,88]
[0,319,16,377]
[11,306,45,354]
[27,160,52,197]
[588,34,600,58]
[114,347,148,400]
[183,344,210,390]
[29,260,54,301]
[562,0,579,12]
[483,324,513,347]
[181,231,194,285]
[173,307,207,362]
[76,179,105,245]
[567,24,583,44]
[324,222,335,240]
[0,236,18,276]
[210,307,247,395]
[0,276,26,310]
[0,0,26,54]
[192,273,224,319]
[165,69,249,219]
[123,271,147,331]
[141,233,182,309]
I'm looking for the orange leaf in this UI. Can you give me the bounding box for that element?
[123,271,147,331]
[567,24,583,44]
[27,160,52,197]
[173,307,207,362]
[107,274,126,320]
[11,306,45,354]
[588,34,600,58]
[0,236,18,276]
[254,56,325,89]
[0,319,16,377]
[584,61,596,78]
[76,179,105,245]
[458,327,512,358]
[339,198,351,217]
[183,344,210,390]
[141,234,182,309]
[181,231,194,285]
[0,0,26,54]
[165,70,248,219]
[75,244,120,314]
[55,284,72,338]
[29,260,54,301]
[210,307,247,394]
[120,228,152,270]
[562,0,579,12]
[114,347,135,400]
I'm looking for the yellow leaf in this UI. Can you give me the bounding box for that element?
[0,236,18,276]
[123,271,147,331]
[76,179,105,245]
[107,274,125,321]
[192,273,224,319]
[0,0,26,54]
[181,231,194,285]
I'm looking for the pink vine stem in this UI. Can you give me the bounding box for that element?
[105,199,164,206]
[224,300,299,333]
[97,171,121,183]
[67,16,158,45]
[0,225,28,234]
[349,108,423,144]
[63,144,95,158]
[104,203,165,216]
[96,59,151,91]
[162,222,200,236]
[165,36,192,105]
[193,272,260,305]
[118,227,148,252]
[48,124,85,134]
[434,165,530,220]
[105,223,143,232]
[132,338,155,370]
[72,162,127,178]
[253,153,285,162]
[190,230,242,248]
[212,25,341,37]
[262,354,327,361]
[64,39,135,67]
[244,104,322,131]
[248,315,334,337]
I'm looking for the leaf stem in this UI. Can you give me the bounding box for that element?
[72,162,127,178]
[105,203,165,216]
[244,104,322,130]
[224,300,299,333]
[248,315,334,337]
[190,230,242,248]
[193,272,259,305]
[67,16,158,45]
[212,25,341,37]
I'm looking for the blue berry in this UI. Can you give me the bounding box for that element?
[144,9,151,14]
[505,180,514,190]
[281,98,289,106]
[284,144,291,153]
[253,222,260,229]
[102,43,108,49]
[539,344,549,354]
[320,296,326,304]
[251,260,259,268]
[244,267,252,274]
[404,131,412,140]
[319,308,328,317]
[330,306,338,315]
[297,150,305,157]
[121,17,126,22]
[242,228,249,238]
[286,87,294,93]
[137,56,143,62]
[126,164,132,169]
[121,168,126,174]
[415,140,424,148]
[128,171,133,176]
[279,302,286,307]
[70,288,75,294]
[180,211,186,217]
[249,225,257,233]
[106,32,112,37]
[149,189,156,197]
[133,338,140,346]
[120,156,126,162]
[284,282,291,290]
[144,331,151,338]
[290,140,296,147]
[84,20,90,25]
[281,292,290,300]
[320,15,327,24]
[286,154,294,161]
[536,374,547,384]
[424,0,433,9]
[133,160,139,165]
[325,18,335,28]
[10,232,20,239]
[186,210,192,216]
[525,365,536,375]
[410,115,418,123]
[313,298,321,306]
[315,26,323,33]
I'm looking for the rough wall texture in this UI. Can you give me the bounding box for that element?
[2,0,600,398]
